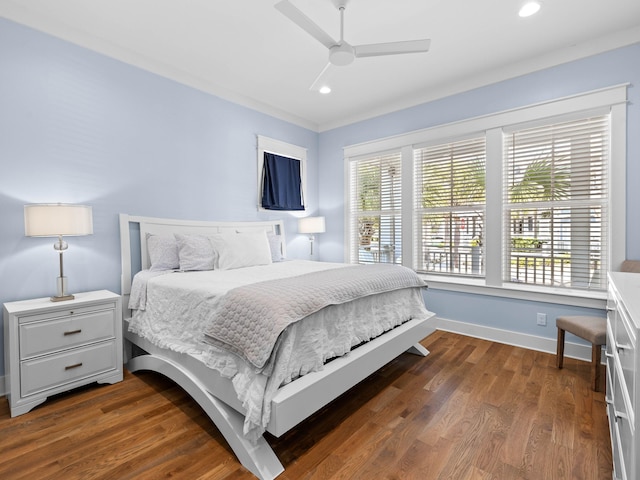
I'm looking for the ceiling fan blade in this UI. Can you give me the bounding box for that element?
[275,0,337,49]
[309,63,334,91]
[354,39,431,58]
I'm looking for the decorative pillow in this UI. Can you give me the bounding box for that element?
[147,234,179,271]
[209,231,273,270]
[267,232,285,262]
[175,234,216,271]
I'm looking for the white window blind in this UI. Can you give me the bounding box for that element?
[504,114,609,289]
[414,137,486,276]
[348,152,402,264]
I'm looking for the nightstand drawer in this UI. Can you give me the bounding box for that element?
[17,302,117,324]
[19,308,116,359]
[20,340,117,397]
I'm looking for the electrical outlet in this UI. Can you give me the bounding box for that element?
[537,313,547,326]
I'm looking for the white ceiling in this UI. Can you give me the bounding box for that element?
[2,0,639,131]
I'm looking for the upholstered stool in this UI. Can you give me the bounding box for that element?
[556,315,607,391]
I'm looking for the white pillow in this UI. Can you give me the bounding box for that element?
[147,234,179,271]
[210,231,273,270]
[175,234,216,271]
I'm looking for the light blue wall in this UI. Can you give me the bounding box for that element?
[317,42,640,342]
[1,16,639,381]
[0,19,319,377]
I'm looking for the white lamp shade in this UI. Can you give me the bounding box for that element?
[298,216,325,234]
[24,204,93,237]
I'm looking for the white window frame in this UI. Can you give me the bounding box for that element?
[346,149,404,265]
[257,135,307,212]
[501,113,611,290]
[344,85,627,308]
[413,135,487,277]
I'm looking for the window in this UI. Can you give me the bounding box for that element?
[257,135,307,211]
[344,85,626,301]
[504,115,609,289]
[348,151,402,264]
[261,152,305,210]
[414,137,486,276]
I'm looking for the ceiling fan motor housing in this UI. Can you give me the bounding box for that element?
[330,43,355,65]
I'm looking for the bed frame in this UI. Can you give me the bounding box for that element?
[119,214,436,479]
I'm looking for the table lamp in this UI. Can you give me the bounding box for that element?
[298,216,325,257]
[24,204,93,302]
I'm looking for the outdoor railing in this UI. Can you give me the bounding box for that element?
[509,252,566,285]
[421,249,600,287]
[423,248,482,275]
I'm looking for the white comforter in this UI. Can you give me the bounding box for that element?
[128,260,432,441]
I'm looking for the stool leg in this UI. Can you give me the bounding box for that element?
[592,344,601,392]
[557,328,565,369]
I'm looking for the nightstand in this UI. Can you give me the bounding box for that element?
[3,290,123,417]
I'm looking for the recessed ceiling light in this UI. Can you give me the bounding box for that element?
[319,85,331,94]
[519,1,541,17]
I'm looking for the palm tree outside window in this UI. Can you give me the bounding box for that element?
[504,115,609,289]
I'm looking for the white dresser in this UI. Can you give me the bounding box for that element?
[606,272,640,480]
[3,290,123,417]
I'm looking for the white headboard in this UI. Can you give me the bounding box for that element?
[119,214,286,311]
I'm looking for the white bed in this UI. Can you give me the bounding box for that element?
[119,214,436,479]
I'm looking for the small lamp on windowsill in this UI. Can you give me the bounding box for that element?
[298,216,325,257]
[24,204,93,302]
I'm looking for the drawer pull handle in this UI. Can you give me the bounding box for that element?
[616,343,631,352]
[614,409,627,421]
[64,329,82,336]
[65,363,83,370]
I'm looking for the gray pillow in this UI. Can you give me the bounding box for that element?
[147,234,179,271]
[175,234,216,271]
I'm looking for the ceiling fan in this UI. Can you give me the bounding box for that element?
[275,0,431,91]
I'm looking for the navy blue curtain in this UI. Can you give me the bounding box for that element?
[261,153,305,211]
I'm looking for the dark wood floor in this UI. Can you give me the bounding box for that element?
[0,331,612,479]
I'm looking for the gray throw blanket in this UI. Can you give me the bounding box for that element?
[203,264,426,369]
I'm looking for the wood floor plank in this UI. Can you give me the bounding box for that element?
[0,331,612,479]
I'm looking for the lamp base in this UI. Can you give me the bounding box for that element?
[308,234,315,257]
[51,276,74,302]
[51,294,74,302]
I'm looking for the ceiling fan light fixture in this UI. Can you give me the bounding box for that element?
[319,85,331,94]
[519,1,541,17]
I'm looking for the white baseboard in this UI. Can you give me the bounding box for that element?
[433,316,594,363]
